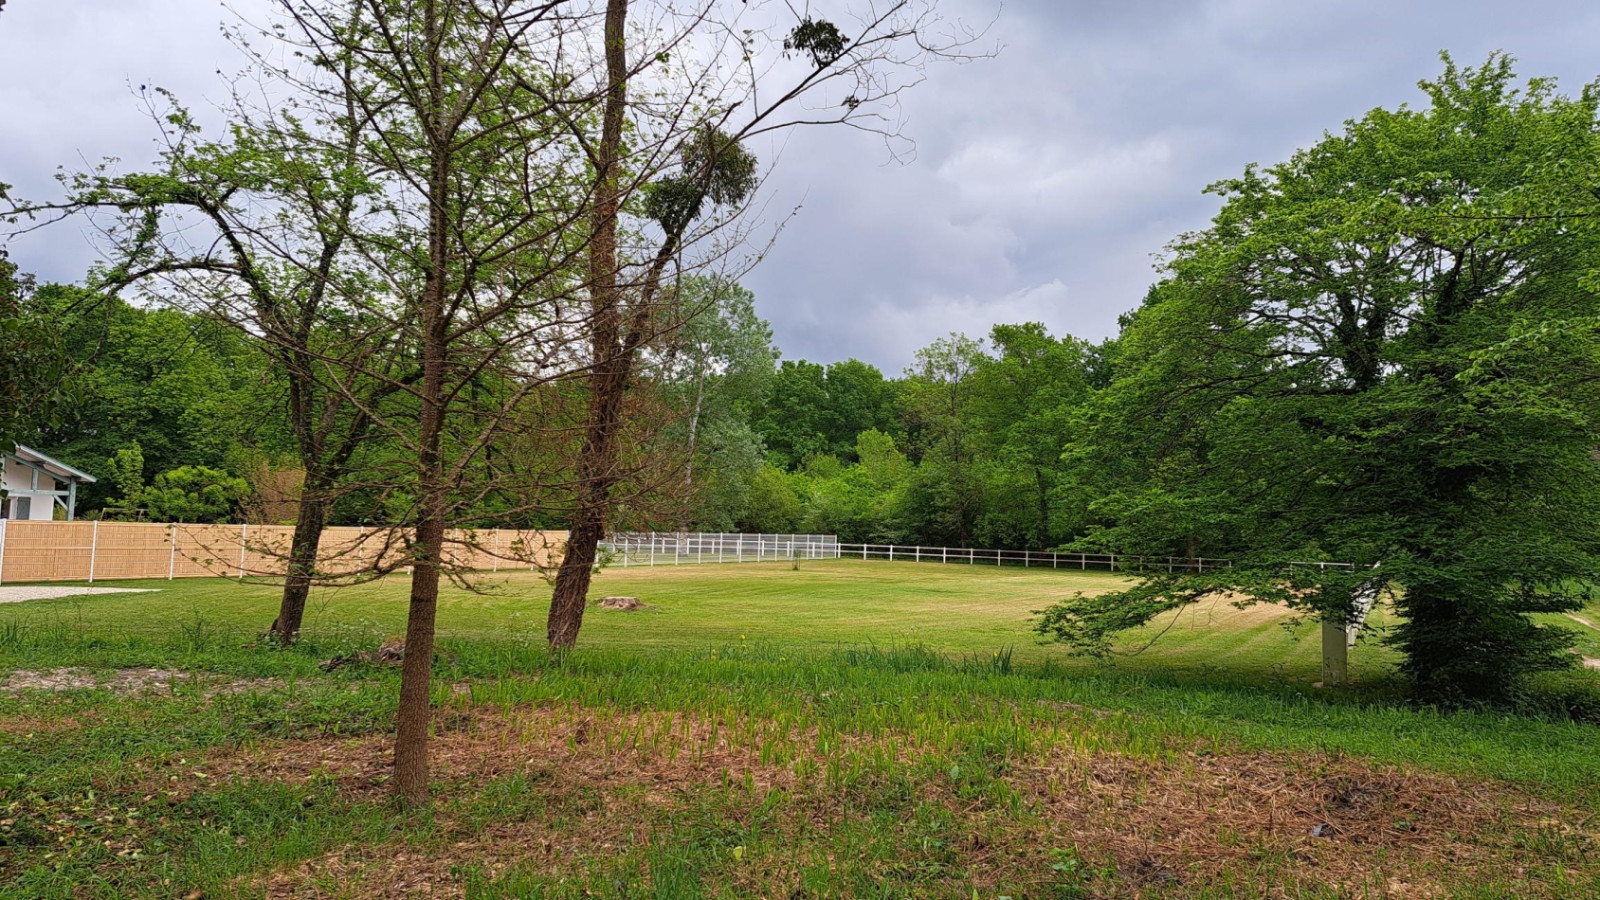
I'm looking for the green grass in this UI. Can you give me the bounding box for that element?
[3,560,1600,898]
[2,559,1396,677]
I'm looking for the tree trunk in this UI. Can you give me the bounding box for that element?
[393,0,452,803]
[1033,467,1050,551]
[681,372,706,528]
[547,490,606,649]
[546,0,629,652]
[394,508,443,805]
[548,361,629,648]
[394,306,448,805]
[269,481,327,644]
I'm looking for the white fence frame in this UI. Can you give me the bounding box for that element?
[601,532,839,568]
[597,533,1238,574]
[837,544,1234,573]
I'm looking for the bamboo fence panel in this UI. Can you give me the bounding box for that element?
[0,520,566,583]
[85,522,172,580]
[1,521,94,582]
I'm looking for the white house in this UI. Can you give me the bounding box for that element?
[0,445,96,521]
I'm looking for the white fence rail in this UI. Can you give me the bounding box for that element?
[601,532,838,567]
[598,533,1237,573]
[837,544,1233,572]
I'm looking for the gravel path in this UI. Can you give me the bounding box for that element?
[0,586,157,604]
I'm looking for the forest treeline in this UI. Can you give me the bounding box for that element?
[10,270,1109,552]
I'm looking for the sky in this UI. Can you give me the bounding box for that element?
[3,0,1600,371]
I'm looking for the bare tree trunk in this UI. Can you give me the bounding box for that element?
[394,506,443,805]
[394,0,451,805]
[681,372,705,526]
[1034,467,1049,552]
[547,0,629,651]
[394,283,449,806]
[270,479,327,644]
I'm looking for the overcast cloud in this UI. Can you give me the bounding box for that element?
[3,1,1599,370]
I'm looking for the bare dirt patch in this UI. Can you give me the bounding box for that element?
[1,667,281,695]
[190,698,1591,899]
[0,711,91,737]
[0,586,157,604]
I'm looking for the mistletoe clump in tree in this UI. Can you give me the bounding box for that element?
[1039,55,1600,703]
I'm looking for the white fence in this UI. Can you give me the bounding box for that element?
[598,533,1235,573]
[601,532,838,567]
[837,544,1232,572]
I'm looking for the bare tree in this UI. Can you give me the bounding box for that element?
[270,0,605,805]
[544,0,986,649]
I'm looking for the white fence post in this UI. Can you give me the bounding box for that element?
[238,523,248,579]
[168,524,177,580]
[0,518,7,586]
[88,519,99,584]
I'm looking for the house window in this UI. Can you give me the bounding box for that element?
[12,497,30,520]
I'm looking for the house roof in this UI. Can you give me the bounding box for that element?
[10,445,97,484]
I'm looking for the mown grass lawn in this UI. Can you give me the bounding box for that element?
[3,560,1599,899]
[1,559,1400,678]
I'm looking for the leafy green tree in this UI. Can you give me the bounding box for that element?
[738,464,803,533]
[29,289,275,513]
[855,428,911,489]
[654,277,778,529]
[142,466,251,523]
[899,334,986,546]
[755,361,830,466]
[970,323,1098,550]
[103,442,147,520]
[0,251,71,456]
[789,430,912,542]
[1040,56,1600,701]
[754,359,899,468]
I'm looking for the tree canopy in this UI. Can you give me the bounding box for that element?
[1037,55,1600,701]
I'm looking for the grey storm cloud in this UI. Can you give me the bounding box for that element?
[4,0,1599,370]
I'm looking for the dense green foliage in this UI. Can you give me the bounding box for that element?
[738,329,1104,548]
[1037,56,1600,701]
[22,289,280,516]
[0,251,70,454]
